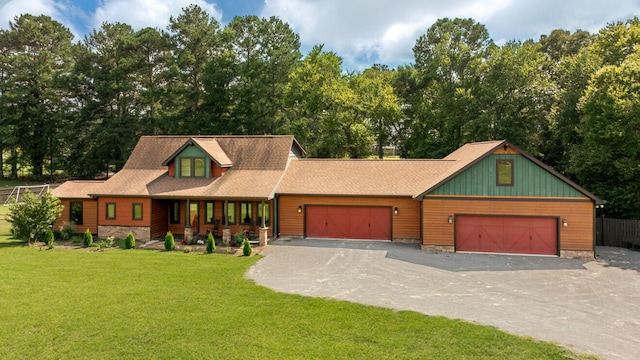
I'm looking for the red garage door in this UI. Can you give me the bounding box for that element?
[456,216,557,255]
[305,206,391,240]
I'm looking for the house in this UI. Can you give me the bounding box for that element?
[53,136,603,259]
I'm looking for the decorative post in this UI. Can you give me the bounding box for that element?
[222,200,231,245]
[184,199,192,242]
[259,200,268,247]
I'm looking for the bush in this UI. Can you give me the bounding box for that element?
[43,229,55,247]
[98,236,115,249]
[60,222,76,240]
[164,231,175,251]
[83,229,93,248]
[71,235,83,244]
[206,232,215,254]
[183,246,192,253]
[7,190,63,243]
[233,231,244,246]
[124,232,135,249]
[242,237,252,256]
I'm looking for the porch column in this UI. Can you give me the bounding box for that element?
[259,200,268,247]
[222,200,231,245]
[184,199,192,242]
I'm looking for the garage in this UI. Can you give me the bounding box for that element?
[305,206,391,240]
[456,216,558,255]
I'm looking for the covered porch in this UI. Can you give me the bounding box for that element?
[150,198,273,245]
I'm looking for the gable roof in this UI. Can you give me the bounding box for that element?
[277,139,603,205]
[52,180,106,199]
[415,140,604,205]
[161,138,232,167]
[90,135,302,199]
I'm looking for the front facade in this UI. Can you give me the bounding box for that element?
[53,137,602,258]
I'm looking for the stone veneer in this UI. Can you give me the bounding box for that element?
[560,250,595,260]
[98,225,151,242]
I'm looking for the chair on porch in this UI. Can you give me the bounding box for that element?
[244,222,256,240]
[207,219,221,238]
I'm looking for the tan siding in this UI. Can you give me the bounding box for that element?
[278,195,420,241]
[422,197,594,251]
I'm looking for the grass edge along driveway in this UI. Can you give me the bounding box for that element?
[0,203,596,360]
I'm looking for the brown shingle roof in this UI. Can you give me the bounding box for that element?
[52,180,106,199]
[192,138,232,167]
[276,140,507,198]
[90,135,301,199]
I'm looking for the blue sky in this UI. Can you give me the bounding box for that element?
[1,0,639,70]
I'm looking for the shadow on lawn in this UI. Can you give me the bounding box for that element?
[0,238,27,249]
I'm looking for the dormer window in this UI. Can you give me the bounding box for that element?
[180,157,206,178]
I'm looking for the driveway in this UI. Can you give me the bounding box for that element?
[247,239,640,360]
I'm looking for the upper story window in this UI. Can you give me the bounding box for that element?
[180,157,206,177]
[496,159,514,186]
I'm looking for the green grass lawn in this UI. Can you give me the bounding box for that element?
[0,208,595,359]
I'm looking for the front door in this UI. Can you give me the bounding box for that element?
[189,202,199,234]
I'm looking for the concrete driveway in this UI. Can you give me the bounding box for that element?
[247,239,640,360]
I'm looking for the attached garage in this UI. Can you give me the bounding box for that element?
[455,216,558,255]
[305,206,391,240]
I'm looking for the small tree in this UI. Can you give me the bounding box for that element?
[206,232,215,254]
[164,231,175,251]
[7,190,63,244]
[124,232,136,249]
[242,237,252,256]
[83,228,93,247]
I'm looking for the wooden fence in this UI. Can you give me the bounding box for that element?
[596,217,640,249]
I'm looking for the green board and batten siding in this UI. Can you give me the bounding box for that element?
[430,154,585,198]
[175,146,211,179]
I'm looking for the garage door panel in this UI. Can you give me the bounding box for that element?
[305,206,391,240]
[457,216,557,255]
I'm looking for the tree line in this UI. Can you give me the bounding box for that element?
[0,5,639,219]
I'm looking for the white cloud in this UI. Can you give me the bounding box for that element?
[91,0,223,32]
[262,0,640,70]
[1,0,59,28]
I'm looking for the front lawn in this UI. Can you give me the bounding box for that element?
[0,214,595,359]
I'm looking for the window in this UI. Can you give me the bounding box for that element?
[106,203,116,220]
[205,201,215,224]
[70,201,83,225]
[240,202,252,224]
[170,201,180,224]
[194,158,205,177]
[225,202,236,225]
[180,157,206,177]
[132,203,143,221]
[496,159,514,186]
[258,203,270,225]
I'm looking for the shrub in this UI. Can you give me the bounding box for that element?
[71,235,83,244]
[242,237,252,256]
[164,231,175,251]
[183,246,192,253]
[6,190,63,244]
[60,222,76,240]
[233,231,244,246]
[43,229,55,247]
[206,232,215,254]
[83,229,93,248]
[225,246,232,254]
[99,236,115,249]
[124,232,135,249]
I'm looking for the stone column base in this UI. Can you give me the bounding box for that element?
[222,228,231,245]
[184,227,193,242]
[259,227,268,246]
